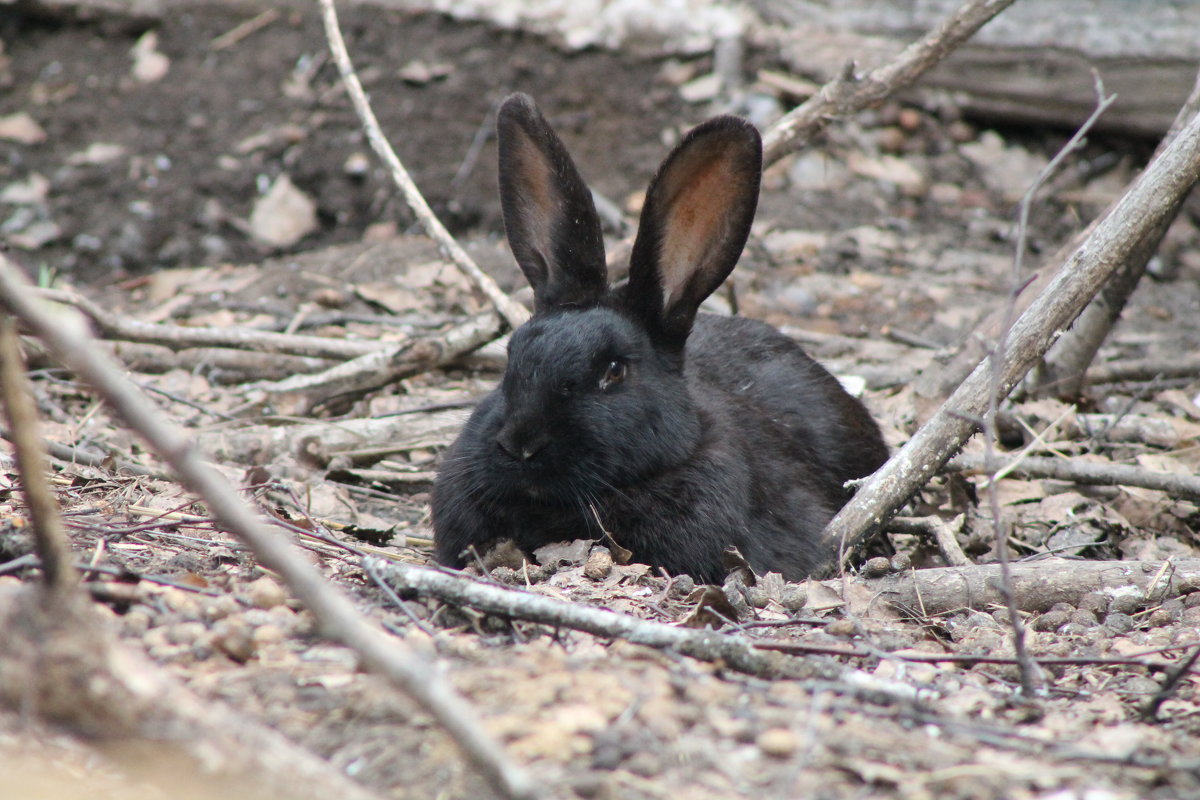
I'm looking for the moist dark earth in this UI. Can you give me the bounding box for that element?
[3,3,1200,800]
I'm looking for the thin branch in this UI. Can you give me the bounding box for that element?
[248,309,503,406]
[946,452,1200,501]
[374,559,1200,674]
[821,89,1200,569]
[888,515,971,567]
[0,254,541,800]
[761,0,1017,166]
[0,317,77,598]
[35,287,383,359]
[372,559,854,683]
[1083,354,1200,385]
[1141,643,1200,721]
[317,0,530,331]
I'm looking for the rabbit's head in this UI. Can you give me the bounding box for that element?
[485,93,761,501]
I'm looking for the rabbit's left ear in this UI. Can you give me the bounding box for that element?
[625,117,761,350]
[497,93,608,313]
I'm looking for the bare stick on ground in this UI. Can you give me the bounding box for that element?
[0,255,541,800]
[0,317,77,597]
[820,100,1200,568]
[761,0,1017,166]
[318,0,529,331]
[36,287,384,359]
[375,558,1200,663]
[946,452,1200,502]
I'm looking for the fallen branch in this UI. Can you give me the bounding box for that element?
[888,516,972,568]
[761,0,1017,166]
[0,318,77,596]
[318,0,530,331]
[867,558,1200,617]
[946,452,1200,502]
[247,309,503,412]
[35,288,383,360]
[373,558,862,684]
[1082,354,1200,386]
[0,254,540,800]
[820,97,1200,567]
[374,558,1200,665]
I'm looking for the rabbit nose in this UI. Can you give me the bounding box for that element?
[495,424,550,462]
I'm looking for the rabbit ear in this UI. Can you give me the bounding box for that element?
[496,94,608,313]
[625,116,761,349]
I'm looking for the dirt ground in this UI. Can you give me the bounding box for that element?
[3,3,1200,799]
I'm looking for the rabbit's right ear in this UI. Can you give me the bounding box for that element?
[625,116,761,351]
[497,94,608,313]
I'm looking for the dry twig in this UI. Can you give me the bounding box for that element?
[821,95,1200,568]
[37,287,381,359]
[317,0,530,331]
[0,254,541,800]
[761,0,1017,166]
[946,452,1200,501]
[0,317,77,597]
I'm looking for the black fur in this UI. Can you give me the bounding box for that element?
[431,94,887,583]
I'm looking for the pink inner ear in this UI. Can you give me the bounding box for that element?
[509,130,558,251]
[656,150,747,309]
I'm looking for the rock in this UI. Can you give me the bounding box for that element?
[756,727,799,758]
[245,576,288,609]
[248,174,317,248]
[0,112,46,144]
[584,547,614,580]
[213,617,256,662]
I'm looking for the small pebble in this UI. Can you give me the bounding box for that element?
[861,557,891,578]
[1103,612,1135,633]
[213,617,256,662]
[1031,610,1070,632]
[668,574,695,600]
[167,621,208,646]
[204,594,241,623]
[889,553,911,572]
[122,607,153,636]
[825,618,857,638]
[780,586,807,612]
[1183,592,1200,609]
[1078,592,1110,615]
[744,585,771,609]
[252,623,285,645]
[1180,606,1200,626]
[245,576,288,610]
[1069,608,1099,628]
[1108,589,1144,615]
[756,727,799,759]
[583,548,613,581]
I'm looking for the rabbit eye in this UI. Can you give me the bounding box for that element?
[599,359,627,390]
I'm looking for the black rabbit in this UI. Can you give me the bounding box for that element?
[431,93,887,584]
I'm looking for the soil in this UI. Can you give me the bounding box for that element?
[3,3,1200,800]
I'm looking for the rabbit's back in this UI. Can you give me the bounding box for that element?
[686,313,887,513]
